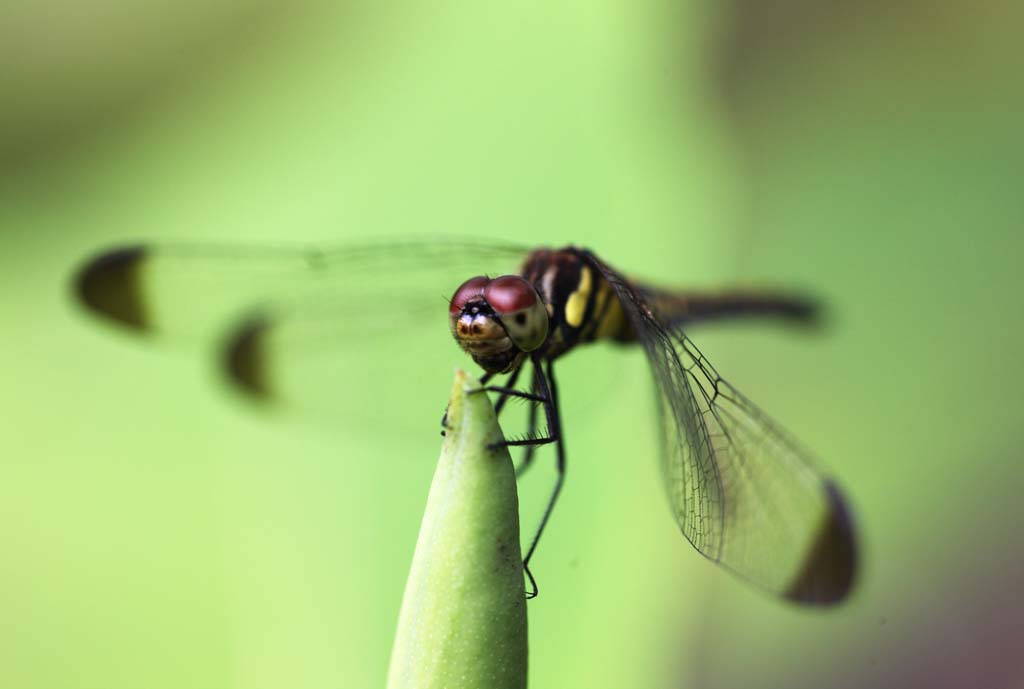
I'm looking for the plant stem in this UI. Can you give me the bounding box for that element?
[386,369,528,689]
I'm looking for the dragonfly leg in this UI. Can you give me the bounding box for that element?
[485,365,553,453]
[441,371,497,436]
[521,356,565,600]
[513,379,540,478]
[499,434,553,449]
[479,362,545,473]
[493,365,524,417]
[481,386,546,404]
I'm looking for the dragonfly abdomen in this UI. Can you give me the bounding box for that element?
[638,287,820,330]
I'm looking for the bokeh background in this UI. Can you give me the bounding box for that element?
[3,1,1022,687]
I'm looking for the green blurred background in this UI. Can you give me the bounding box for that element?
[2,1,1022,687]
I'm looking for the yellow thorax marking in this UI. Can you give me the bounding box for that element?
[564,266,592,328]
[593,280,624,339]
[593,278,609,316]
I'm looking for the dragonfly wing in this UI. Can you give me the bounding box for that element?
[585,252,856,604]
[74,237,530,403]
[76,237,529,337]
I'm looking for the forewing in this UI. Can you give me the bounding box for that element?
[585,252,856,604]
[74,237,529,406]
[76,237,528,337]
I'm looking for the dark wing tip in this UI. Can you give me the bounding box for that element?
[223,316,272,399]
[785,481,859,605]
[74,246,148,329]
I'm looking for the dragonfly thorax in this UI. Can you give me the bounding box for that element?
[448,274,549,373]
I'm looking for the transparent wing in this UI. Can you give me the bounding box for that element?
[74,236,530,407]
[75,236,529,339]
[586,252,856,604]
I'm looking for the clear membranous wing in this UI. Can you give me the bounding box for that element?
[583,250,856,604]
[75,237,530,406]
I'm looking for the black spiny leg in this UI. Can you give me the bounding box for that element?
[493,364,524,418]
[484,368,555,451]
[514,377,540,478]
[520,356,566,600]
[493,364,547,477]
[466,362,554,453]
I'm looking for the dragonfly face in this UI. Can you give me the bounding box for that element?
[448,274,548,373]
[73,237,857,605]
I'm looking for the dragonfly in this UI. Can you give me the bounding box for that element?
[74,236,857,604]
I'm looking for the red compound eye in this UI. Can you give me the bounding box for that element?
[484,275,538,314]
[449,275,490,314]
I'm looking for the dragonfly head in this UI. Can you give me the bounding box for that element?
[449,275,549,373]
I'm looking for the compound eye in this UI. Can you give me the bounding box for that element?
[483,276,536,314]
[484,275,548,352]
[449,275,490,314]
